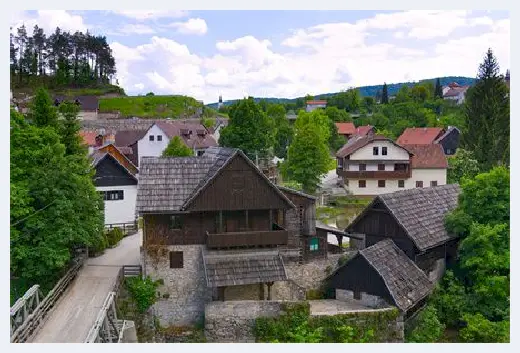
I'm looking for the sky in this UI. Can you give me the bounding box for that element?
[10,10,510,104]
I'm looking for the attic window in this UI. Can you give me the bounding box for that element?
[169,215,182,230]
[149,135,155,141]
[373,146,379,155]
[382,147,388,155]
[157,135,162,141]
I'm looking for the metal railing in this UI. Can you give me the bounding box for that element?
[10,255,86,343]
[105,221,138,235]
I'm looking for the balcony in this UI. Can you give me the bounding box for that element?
[336,169,411,179]
[206,229,289,249]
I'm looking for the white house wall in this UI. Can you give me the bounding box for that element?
[137,125,171,165]
[97,185,138,224]
[349,141,409,161]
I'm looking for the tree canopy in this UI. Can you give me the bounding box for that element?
[162,136,194,157]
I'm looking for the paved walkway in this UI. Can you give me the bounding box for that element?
[309,299,384,316]
[31,231,142,343]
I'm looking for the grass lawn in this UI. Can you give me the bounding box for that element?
[99,95,203,118]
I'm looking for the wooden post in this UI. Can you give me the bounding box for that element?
[336,235,343,251]
[259,283,265,300]
[245,210,249,230]
[269,209,273,229]
[267,282,273,300]
[219,211,223,233]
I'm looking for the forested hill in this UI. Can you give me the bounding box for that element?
[207,76,476,108]
[10,24,119,95]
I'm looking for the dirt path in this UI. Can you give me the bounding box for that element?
[31,231,142,343]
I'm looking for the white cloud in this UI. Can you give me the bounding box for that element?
[111,10,188,21]
[10,10,87,34]
[168,18,208,35]
[115,24,156,35]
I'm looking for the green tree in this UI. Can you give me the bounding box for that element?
[268,104,293,159]
[10,109,104,291]
[447,149,480,184]
[429,270,468,327]
[29,87,58,128]
[162,136,193,157]
[58,102,85,156]
[394,85,412,103]
[462,48,510,170]
[434,78,443,98]
[406,305,445,343]
[282,124,331,193]
[381,83,389,104]
[324,106,351,122]
[459,313,509,343]
[294,110,331,143]
[219,98,274,159]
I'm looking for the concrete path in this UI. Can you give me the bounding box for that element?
[309,299,379,316]
[31,231,142,343]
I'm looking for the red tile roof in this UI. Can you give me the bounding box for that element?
[79,131,98,146]
[405,144,448,169]
[353,125,374,137]
[335,122,356,135]
[396,127,444,145]
[306,100,327,105]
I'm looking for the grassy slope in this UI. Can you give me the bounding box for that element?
[98,95,204,118]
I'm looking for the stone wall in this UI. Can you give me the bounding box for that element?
[225,284,263,300]
[144,245,212,326]
[204,300,404,343]
[204,300,297,342]
[336,289,390,308]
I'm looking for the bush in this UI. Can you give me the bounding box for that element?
[125,276,160,313]
[406,305,445,343]
[89,233,108,255]
[106,227,124,247]
[459,314,509,343]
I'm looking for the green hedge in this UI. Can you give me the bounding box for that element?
[254,302,401,343]
[106,227,124,247]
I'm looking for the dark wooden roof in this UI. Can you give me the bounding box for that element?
[358,239,433,311]
[349,184,460,250]
[277,186,316,200]
[54,95,99,111]
[115,130,148,147]
[203,250,288,287]
[136,147,294,213]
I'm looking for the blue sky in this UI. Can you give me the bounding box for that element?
[11,10,510,103]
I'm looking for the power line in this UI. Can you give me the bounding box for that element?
[11,199,58,227]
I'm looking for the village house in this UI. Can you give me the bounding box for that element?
[442,82,469,105]
[335,122,356,139]
[54,95,99,120]
[397,126,461,156]
[327,239,434,319]
[136,147,344,326]
[90,143,139,226]
[345,184,461,282]
[305,100,327,112]
[136,121,218,165]
[336,134,448,196]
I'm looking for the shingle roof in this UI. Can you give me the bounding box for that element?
[375,184,460,250]
[352,125,374,137]
[406,144,448,169]
[359,239,434,311]
[277,186,316,200]
[153,121,218,150]
[443,86,468,97]
[115,130,148,147]
[434,126,460,143]
[203,250,288,287]
[80,131,99,147]
[396,127,444,145]
[89,151,138,182]
[335,122,356,135]
[136,147,294,213]
[54,95,99,111]
[336,134,411,158]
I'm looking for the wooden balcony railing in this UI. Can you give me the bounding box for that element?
[206,229,289,249]
[336,169,411,179]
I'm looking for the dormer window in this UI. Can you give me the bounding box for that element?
[373,146,379,155]
[382,147,387,155]
[157,135,162,141]
[149,135,154,141]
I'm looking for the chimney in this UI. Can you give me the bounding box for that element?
[95,134,104,147]
[105,132,115,145]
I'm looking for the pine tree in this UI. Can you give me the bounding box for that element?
[462,48,510,170]
[58,102,85,156]
[30,88,58,128]
[381,83,389,104]
[434,78,443,99]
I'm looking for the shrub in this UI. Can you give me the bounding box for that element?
[106,227,124,247]
[406,305,445,343]
[459,314,509,343]
[125,276,160,313]
[89,233,108,255]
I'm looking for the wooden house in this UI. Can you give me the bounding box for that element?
[90,144,139,226]
[345,184,460,281]
[327,239,434,319]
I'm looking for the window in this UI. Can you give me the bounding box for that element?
[430,181,438,187]
[416,181,423,188]
[149,135,155,141]
[378,180,386,188]
[157,135,162,141]
[382,147,388,156]
[359,164,366,171]
[395,163,407,171]
[373,146,379,155]
[197,150,204,157]
[309,237,319,251]
[169,215,182,230]
[398,180,405,188]
[359,180,366,188]
[102,190,123,201]
[299,206,305,231]
[378,164,385,171]
[446,149,453,155]
[337,158,343,168]
[169,251,183,268]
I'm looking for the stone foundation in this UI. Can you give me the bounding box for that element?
[336,289,390,308]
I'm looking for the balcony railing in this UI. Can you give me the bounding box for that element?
[336,169,411,179]
[206,229,289,249]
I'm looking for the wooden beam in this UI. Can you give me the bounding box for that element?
[219,211,223,233]
[266,281,274,300]
[245,210,249,230]
[269,209,273,229]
